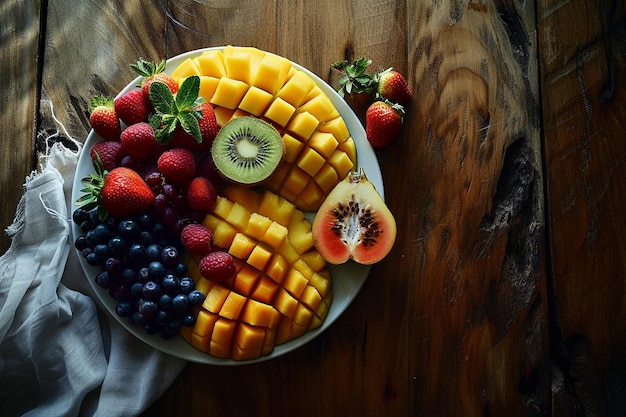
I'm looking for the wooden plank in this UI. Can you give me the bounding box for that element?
[404,1,549,415]
[538,0,626,414]
[0,1,42,253]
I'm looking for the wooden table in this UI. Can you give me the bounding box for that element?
[2,1,625,415]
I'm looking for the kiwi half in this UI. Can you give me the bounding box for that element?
[211,117,284,185]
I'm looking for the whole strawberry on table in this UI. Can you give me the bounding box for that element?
[331,57,412,148]
[75,59,232,340]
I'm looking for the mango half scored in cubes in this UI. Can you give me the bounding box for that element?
[170,46,357,212]
[180,186,332,361]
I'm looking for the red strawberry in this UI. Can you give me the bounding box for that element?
[89,96,121,141]
[187,177,217,212]
[180,223,213,257]
[90,141,126,171]
[365,100,405,148]
[376,68,412,105]
[157,148,196,184]
[120,122,156,160]
[170,102,219,151]
[198,251,236,282]
[114,89,149,126]
[130,59,179,104]
[77,164,155,219]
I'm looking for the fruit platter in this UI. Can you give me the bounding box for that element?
[71,46,395,365]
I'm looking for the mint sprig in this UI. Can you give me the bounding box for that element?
[148,75,204,144]
[331,57,377,98]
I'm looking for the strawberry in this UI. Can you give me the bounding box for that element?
[376,68,412,105]
[120,122,156,160]
[90,141,126,171]
[180,223,213,257]
[157,148,196,184]
[114,89,149,126]
[170,102,219,151]
[77,163,155,220]
[130,59,179,104]
[198,251,236,282]
[365,100,405,148]
[331,58,377,114]
[89,96,121,141]
[187,177,217,212]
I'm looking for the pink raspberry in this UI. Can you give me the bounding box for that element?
[180,223,213,257]
[199,251,236,282]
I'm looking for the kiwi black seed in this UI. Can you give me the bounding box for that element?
[211,117,284,185]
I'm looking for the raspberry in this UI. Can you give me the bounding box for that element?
[198,251,236,282]
[90,141,126,171]
[180,223,213,257]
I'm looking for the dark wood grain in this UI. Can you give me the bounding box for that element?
[5,0,626,415]
[0,1,42,253]
[538,0,626,414]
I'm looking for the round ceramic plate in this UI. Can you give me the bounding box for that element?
[71,47,384,365]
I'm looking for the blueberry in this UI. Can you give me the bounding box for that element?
[173,262,187,277]
[139,300,158,319]
[116,301,133,317]
[95,270,113,289]
[128,243,146,262]
[161,274,180,294]
[81,247,93,258]
[148,261,166,280]
[74,236,89,251]
[146,244,162,261]
[108,236,128,255]
[72,208,89,225]
[131,282,144,298]
[166,319,182,333]
[188,290,205,306]
[86,251,104,267]
[79,220,95,233]
[93,243,110,258]
[171,294,189,315]
[142,281,162,300]
[93,223,113,243]
[120,268,137,284]
[105,257,123,275]
[179,276,194,295]
[182,314,196,327]
[85,229,100,247]
[160,246,179,267]
[155,309,171,325]
[158,293,173,310]
[118,219,140,239]
[137,267,150,282]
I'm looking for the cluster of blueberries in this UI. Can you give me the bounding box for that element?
[73,208,205,339]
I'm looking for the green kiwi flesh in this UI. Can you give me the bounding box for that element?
[211,117,284,185]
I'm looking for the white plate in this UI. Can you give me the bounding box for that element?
[71,47,384,365]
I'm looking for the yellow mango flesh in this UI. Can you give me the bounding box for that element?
[182,186,332,360]
[170,46,357,212]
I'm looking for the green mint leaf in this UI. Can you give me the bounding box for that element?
[175,75,200,109]
[149,81,175,114]
[178,112,202,143]
[148,113,162,130]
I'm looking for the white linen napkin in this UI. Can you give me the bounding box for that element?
[0,137,186,416]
